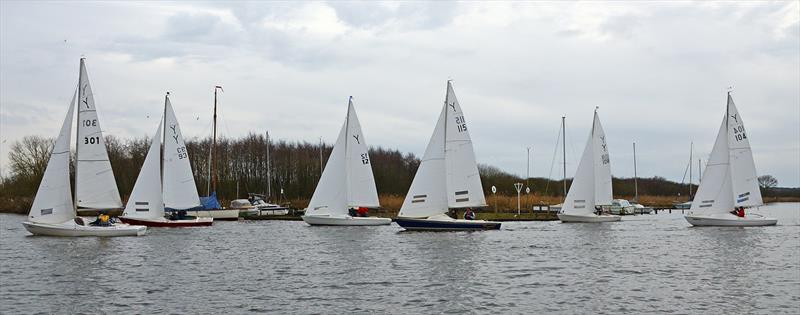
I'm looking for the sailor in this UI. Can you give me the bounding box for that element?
[737,207,745,218]
[357,207,369,217]
[464,208,476,220]
[348,208,357,217]
[91,210,111,226]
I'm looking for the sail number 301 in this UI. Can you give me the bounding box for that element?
[84,136,100,144]
[732,126,747,142]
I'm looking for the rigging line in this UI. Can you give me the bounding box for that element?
[544,120,562,196]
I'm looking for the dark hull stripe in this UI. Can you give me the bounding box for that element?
[395,218,500,231]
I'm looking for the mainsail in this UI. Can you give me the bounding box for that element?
[29,92,76,224]
[75,59,122,209]
[399,81,485,218]
[162,95,202,210]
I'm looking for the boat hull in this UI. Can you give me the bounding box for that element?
[558,213,621,223]
[685,213,777,227]
[22,220,147,237]
[395,217,501,231]
[119,217,213,227]
[186,209,239,221]
[302,214,391,226]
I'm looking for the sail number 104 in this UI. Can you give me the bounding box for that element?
[732,125,747,142]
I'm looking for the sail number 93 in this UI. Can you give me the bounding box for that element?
[176,146,188,159]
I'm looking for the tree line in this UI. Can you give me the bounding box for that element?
[1,134,795,210]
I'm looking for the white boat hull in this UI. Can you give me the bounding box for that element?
[558,213,621,223]
[685,213,777,226]
[302,214,391,226]
[22,220,147,237]
[186,209,239,221]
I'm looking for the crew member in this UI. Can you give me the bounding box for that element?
[357,207,369,217]
[464,208,476,220]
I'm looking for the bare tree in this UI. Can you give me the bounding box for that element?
[758,175,778,196]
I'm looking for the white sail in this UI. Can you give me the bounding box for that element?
[162,95,202,210]
[691,116,734,214]
[306,118,348,216]
[75,59,122,209]
[400,81,484,218]
[562,124,597,216]
[28,92,76,224]
[399,105,448,218]
[444,81,487,208]
[562,110,613,215]
[726,94,763,207]
[123,119,165,219]
[591,111,613,205]
[345,98,380,208]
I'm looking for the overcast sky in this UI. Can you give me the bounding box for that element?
[1,1,798,187]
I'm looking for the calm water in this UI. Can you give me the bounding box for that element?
[1,203,799,314]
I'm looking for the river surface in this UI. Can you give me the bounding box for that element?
[1,203,798,314]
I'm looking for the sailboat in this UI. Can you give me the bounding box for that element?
[685,92,776,226]
[395,81,501,231]
[557,108,621,223]
[301,97,391,226]
[22,58,147,236]
[119,94,214,227]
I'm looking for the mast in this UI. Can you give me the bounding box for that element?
[344,96,352,206]
[444,81,450,210]
[562,116,567,200]
[208,86,222,196]
[633,142,638,202]
[698,158,702,179]
[74,59,83,210]
[162,92,168,190]
[689,142,693,199]
[266,131,271,199]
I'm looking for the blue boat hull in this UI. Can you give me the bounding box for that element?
[395,217,501,231]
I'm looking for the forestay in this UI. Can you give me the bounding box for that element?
[29,92,76,224]
[123,119,165,219]
[75,59,123,209]
[162,96,202,210]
